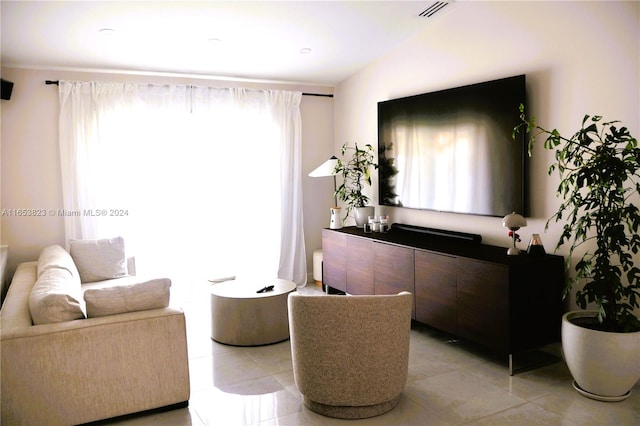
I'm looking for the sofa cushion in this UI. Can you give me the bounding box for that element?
[84,278,171,317]
[29,267,86,325]
[37,244,80,279]
[69,237,128,283]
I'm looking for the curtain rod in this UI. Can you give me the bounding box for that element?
[302,92,333,98]
[45,80,333,98]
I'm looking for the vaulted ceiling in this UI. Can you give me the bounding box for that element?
[0,1,455,85]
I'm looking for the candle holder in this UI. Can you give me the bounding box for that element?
[527,233,546,256]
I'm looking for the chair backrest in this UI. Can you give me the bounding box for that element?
[288,291,413,407]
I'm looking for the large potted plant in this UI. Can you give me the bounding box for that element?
[514,105,640,401]
[334,142,378,227]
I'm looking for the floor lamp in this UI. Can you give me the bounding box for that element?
[309,156,341,229]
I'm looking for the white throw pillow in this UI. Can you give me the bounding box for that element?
[37,244,80,279]
[29,267,85,325]
[69,237,127,283]
[84,278,171,317]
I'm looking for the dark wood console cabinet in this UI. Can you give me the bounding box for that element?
[322,226,565,374]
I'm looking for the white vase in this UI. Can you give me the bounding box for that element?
[562,310,640,401]
[354,206,375,228]
[330,207,343,229]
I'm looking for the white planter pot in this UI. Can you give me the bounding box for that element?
[354,206,375,228]
[562,311,640,401]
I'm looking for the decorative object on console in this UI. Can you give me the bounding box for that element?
[309,156,340,228]
[370,215,379,232]
[379,215,389,232]
[515,105,640,401]
[527,234,546,256]
[364,215,374,233]
[329,207,343,229]
[502,212,527,255]
[366,215,389,232]
[333,142,378,227]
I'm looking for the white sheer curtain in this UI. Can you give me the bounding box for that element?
[58,81,306,285]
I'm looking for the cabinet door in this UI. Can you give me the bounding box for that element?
[346,237,374,295]
[374,242,414,316]
[457,258,509,354]
[322,229,347,292]
[415,250,457,335]
[509,258,563,353]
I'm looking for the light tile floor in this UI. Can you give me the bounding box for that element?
[93,281,640,426]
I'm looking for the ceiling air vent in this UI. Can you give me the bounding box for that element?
[419,1,450,18]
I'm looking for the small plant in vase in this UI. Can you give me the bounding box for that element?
[333,142,378,227]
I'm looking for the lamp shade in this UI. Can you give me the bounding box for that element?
[309,156,339,177]
[502,212,527,229]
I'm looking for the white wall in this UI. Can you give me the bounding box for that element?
[0,67,334,281]
[1,68,63,272]
[334,1,639,310]
[301,95,335,283]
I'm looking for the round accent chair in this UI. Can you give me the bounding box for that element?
[287,291,413,419]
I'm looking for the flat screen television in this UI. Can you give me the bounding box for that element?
[378,74,527,217]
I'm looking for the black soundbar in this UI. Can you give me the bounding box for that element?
[391,223,482,244]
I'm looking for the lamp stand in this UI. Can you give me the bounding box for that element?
[507,227,521,255]
[507,235,521,255]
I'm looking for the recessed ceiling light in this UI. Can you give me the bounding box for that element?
[99,28,116,36]
[300,48,312,54]
[207,38,222,44]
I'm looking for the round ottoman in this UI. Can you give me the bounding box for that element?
[210,278,297,346]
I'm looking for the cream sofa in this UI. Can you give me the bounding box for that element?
[0,242,190,425]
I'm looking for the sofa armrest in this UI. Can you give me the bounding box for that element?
[1,307,190,425]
